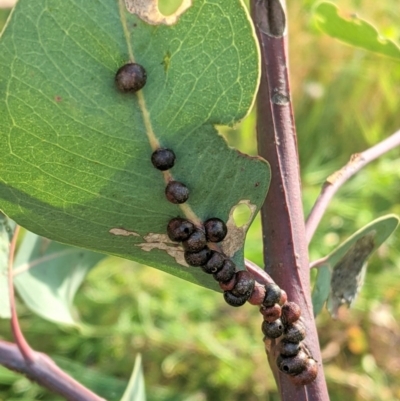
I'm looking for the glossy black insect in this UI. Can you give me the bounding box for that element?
[115,62,147,93]
[151,148,176,171]
[263,283,282,307]
[231,271,255,298]
[213,259,236,283]
[167,217,194,242]
[283,322,306,343]
[223,291,248,307]
[291,358,318,385]
[204,218,227,243]
[276,351,308,376]
[182,229,206,252]
[279,340,301,357]
[165,181,189,204]
[261,319,284,339]
[184,248,212,267]
[201,251,225,274]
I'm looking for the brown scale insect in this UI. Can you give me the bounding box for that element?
[115,62,147,93]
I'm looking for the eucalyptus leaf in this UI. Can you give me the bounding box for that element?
[312,214,399,317]
[0,213,15,318]
[0,0,269,291]
[13,231,106,325]
[120,354,146,401]
[313,2,400,61]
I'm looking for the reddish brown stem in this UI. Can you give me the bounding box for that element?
[0,341,106,401]
[245,258,274,284]
[250,1,329,399]
[7,225,36,363]
[3,225,106,401]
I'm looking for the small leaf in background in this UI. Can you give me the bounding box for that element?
[0,213,15,318]
[311,263,331,317]
[13,231,106,325]
[312,214,399,317]
[313,2,400,61]
[0,0,268,292]
[328,232,374,318]
[120,354,146,401]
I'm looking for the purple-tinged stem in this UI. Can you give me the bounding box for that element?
[0,341,106,401]
[7,225,35,363]
[245,258,274,284]
[306,129,400,244]
[250,0,329,399]
[3,225,106,401]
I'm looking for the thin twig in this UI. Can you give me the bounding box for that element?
[7,225,35,363]
[245,258,274,284]
[305,129,400,244]
[4,226,107,400]
[0,341,106,401]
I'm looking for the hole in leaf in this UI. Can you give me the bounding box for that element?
[158,0,185,15]
[233,203,252,228]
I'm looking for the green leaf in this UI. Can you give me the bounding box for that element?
[0,0,268,291]
[313,2,400,61]
[0,213,15,318]
[13,231,106,325]
[120,354,146,401]
[312,214,399,317]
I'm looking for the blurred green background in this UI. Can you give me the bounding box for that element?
[1,0,400,400]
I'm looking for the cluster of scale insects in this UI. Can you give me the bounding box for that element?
[114,62,318,385]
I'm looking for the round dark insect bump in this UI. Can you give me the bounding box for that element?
[204,218,228,242]
[165,181,189,204]
[184,247,212,267]
[281,302,301,325]
[279,340,301,357]
[151,148,176,171]
[182,229,207,252]
[263,283,282,307]
[231,271,255,298]
[283,322,306,343]
[213,259,236,283]
[261,319,284,339]
[223,290,248,307]
[260,303,282,323]
[167,217,194,242]
[219,275,237,291]
[276,351,308,376]
[201,251,226,274]
[291,358,318,386]
[115,62,147,93]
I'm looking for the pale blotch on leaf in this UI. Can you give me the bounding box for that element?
[221,200,257,258]
[136,233,188,267]
[109,228,140,237]
[124,0,192,25]
[327,231,376,318]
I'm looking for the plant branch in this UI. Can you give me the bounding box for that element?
[4,225,106,401]
[7,225,35,363]
[245,258,274,284]
[250,0,329,399]
[305,129,400,244]
[0,340,106,401]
